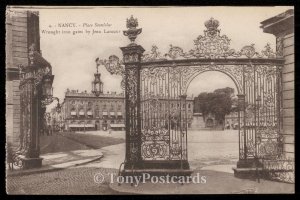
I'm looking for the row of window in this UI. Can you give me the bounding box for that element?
[70,111,123,117]
[70,100,124,107]
[171,103,192,108]
[143,103,192,109]
[70,104,123,111]
[71,115,123,120]
[70,110,123,114]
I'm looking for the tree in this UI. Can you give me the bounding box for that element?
[214,87,235,98]
[193,87,235,124]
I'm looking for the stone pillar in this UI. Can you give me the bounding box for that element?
[120,16,145,171]
[260,9,294,160]
[6,9,28,151]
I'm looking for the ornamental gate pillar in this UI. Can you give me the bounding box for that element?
[120,16,145,171]
[16,44,55,169]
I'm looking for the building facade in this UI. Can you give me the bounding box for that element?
[260,9,294,160]
[54,90,195,132]
[6,9,41,149]
[61,89,126,131]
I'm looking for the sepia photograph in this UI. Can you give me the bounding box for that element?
[5,6,294,194]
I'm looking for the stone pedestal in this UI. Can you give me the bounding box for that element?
[20,157,43,169]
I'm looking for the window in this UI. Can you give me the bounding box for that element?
[103,104,107,110]
[188,103,191,109]
[95,105,99,117]
[118,105,121,111]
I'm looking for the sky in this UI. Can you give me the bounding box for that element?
[28,6,293,109]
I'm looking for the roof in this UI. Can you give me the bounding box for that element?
[260,9,294,35]
[260,9,294,26]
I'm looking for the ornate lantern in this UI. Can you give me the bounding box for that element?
[92,60,103,97]
[56,102,61,113]
[42,75,54,98]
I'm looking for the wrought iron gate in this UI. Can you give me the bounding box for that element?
[140,66,188,164]
[101,16,293,180]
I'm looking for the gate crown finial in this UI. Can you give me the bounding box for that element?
[205,17,219,30]
[204,18,220,37]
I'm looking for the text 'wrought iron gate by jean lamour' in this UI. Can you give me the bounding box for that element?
[100,16,293,180]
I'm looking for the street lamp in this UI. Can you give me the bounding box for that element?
[42,74,54,99]
[56,102,61,113]
[40,74,61,112]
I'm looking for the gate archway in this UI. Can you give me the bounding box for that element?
[100,16,284,176]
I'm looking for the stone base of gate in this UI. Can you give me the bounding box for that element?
[233,167,263,180]
[233,159,263,180]
[122,160,192,176]
[20,156,43,169]
[236,159,262,168]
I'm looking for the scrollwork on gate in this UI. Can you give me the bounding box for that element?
[126,67,139,137]
[262,154,295,183]
[142,45,167,61]
[142,18,280,61]
[181,65,243,95]
[141,141,169,160]
[141,64,243,97]
[96,55,125,89]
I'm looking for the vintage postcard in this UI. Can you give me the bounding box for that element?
[5,6,294,194]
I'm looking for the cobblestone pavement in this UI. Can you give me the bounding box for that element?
[188,130,239,170]
[4,130,255,194]
[81,130,239,172]
[6,166,294,194]
[6,167,122,195]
